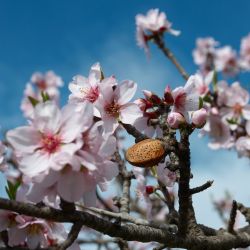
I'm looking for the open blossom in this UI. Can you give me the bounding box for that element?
[95,80,142,134]
[0,141,7,171]
[235,121,250,157]
[0,211,79,249]
[136,9,180,54]
[193,71,213,96]
[240,34,250,70]
[7,101,93,178]
[172,75,200,120]
[27,122,118,204]
[193,37,218,73]
[215,46,239,75]
[202,112,234,150]
[21,71,63,118]
[68,62,117,108]
[157,159,176,187]
[217,82,250,129]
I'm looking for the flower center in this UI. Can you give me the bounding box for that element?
[233,103,242,115]
[41,134,61,154]
[105,101,120,117]
[79,86,99,103]
[174,91,186,109]
[36,79,47,90]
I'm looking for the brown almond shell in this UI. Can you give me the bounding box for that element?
[126,139,165,168]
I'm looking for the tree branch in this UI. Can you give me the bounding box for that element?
[190,180,214,195]
[58,222,82,250]
[227,200,237,234]
[153,34,189,81]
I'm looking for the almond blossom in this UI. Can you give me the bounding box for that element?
[7,101,93,178]
[68,62,117,109]
[217,82,250,129]
[235,121,250,157]
[193,71,214,96]
[215,46,239,75]
[0,211,79,249]
[0,141,7,171]
[21,71,63,118]
[202,112,234,150]
[27,122,118,204]
[172,75,200,120]
[95,80,143,134]
[240,34,250,70]
[136,9,180,54]
[192,37,218,73]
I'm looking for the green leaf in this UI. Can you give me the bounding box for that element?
[5,180,21,200]
[199,97,204,109]
[203,95,213,103]
[41,91,50,102]
[226,118,238,125]
[28,96,39,107]
[150,166,157,178]
[212,71,218,90]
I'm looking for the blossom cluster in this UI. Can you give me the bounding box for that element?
[135,8,180,55]
[193,35,250,75]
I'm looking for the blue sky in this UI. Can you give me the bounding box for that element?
[1,0,250,229]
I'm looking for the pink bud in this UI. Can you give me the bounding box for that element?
[142,90,162,104]
[192,108,207,128]
[164,85,174,105]
[134,98,152,111]
[167,112,186,129]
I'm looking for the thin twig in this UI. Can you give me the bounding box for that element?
[190,180,214,195]
[237,202,250,224]
[153,34,189,81]
[120,123,148,143]
[228,200,238,234]
[58,222,82,250]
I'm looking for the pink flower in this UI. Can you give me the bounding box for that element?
[191,108,207,128]
[31,71,63,89]
[203,113,234,150]
[27,122,118,204]
[172,75,200,120]
[95,80,143,134]
[21,71,63,118]
[7,101,93,177]
[136,9,180,35]
[235,121,250,157]
[135,9,180,54]
[215,46,239,75]
[167,112,185,129]
[240,34,250,70]
[0,141,7,171]
[157,160,176,187]
[193,71,214,96]
[193,37,218,73]
[217,82,250,129]
[68,63,117,107]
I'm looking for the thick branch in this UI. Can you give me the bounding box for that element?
[2,198,250,249]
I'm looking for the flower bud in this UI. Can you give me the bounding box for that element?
[164,86,174,105]
[134,98,152,111]
[145,185,155,195]
[192,108,207,128]
[167,112,186,129]
[142,90,162,105]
